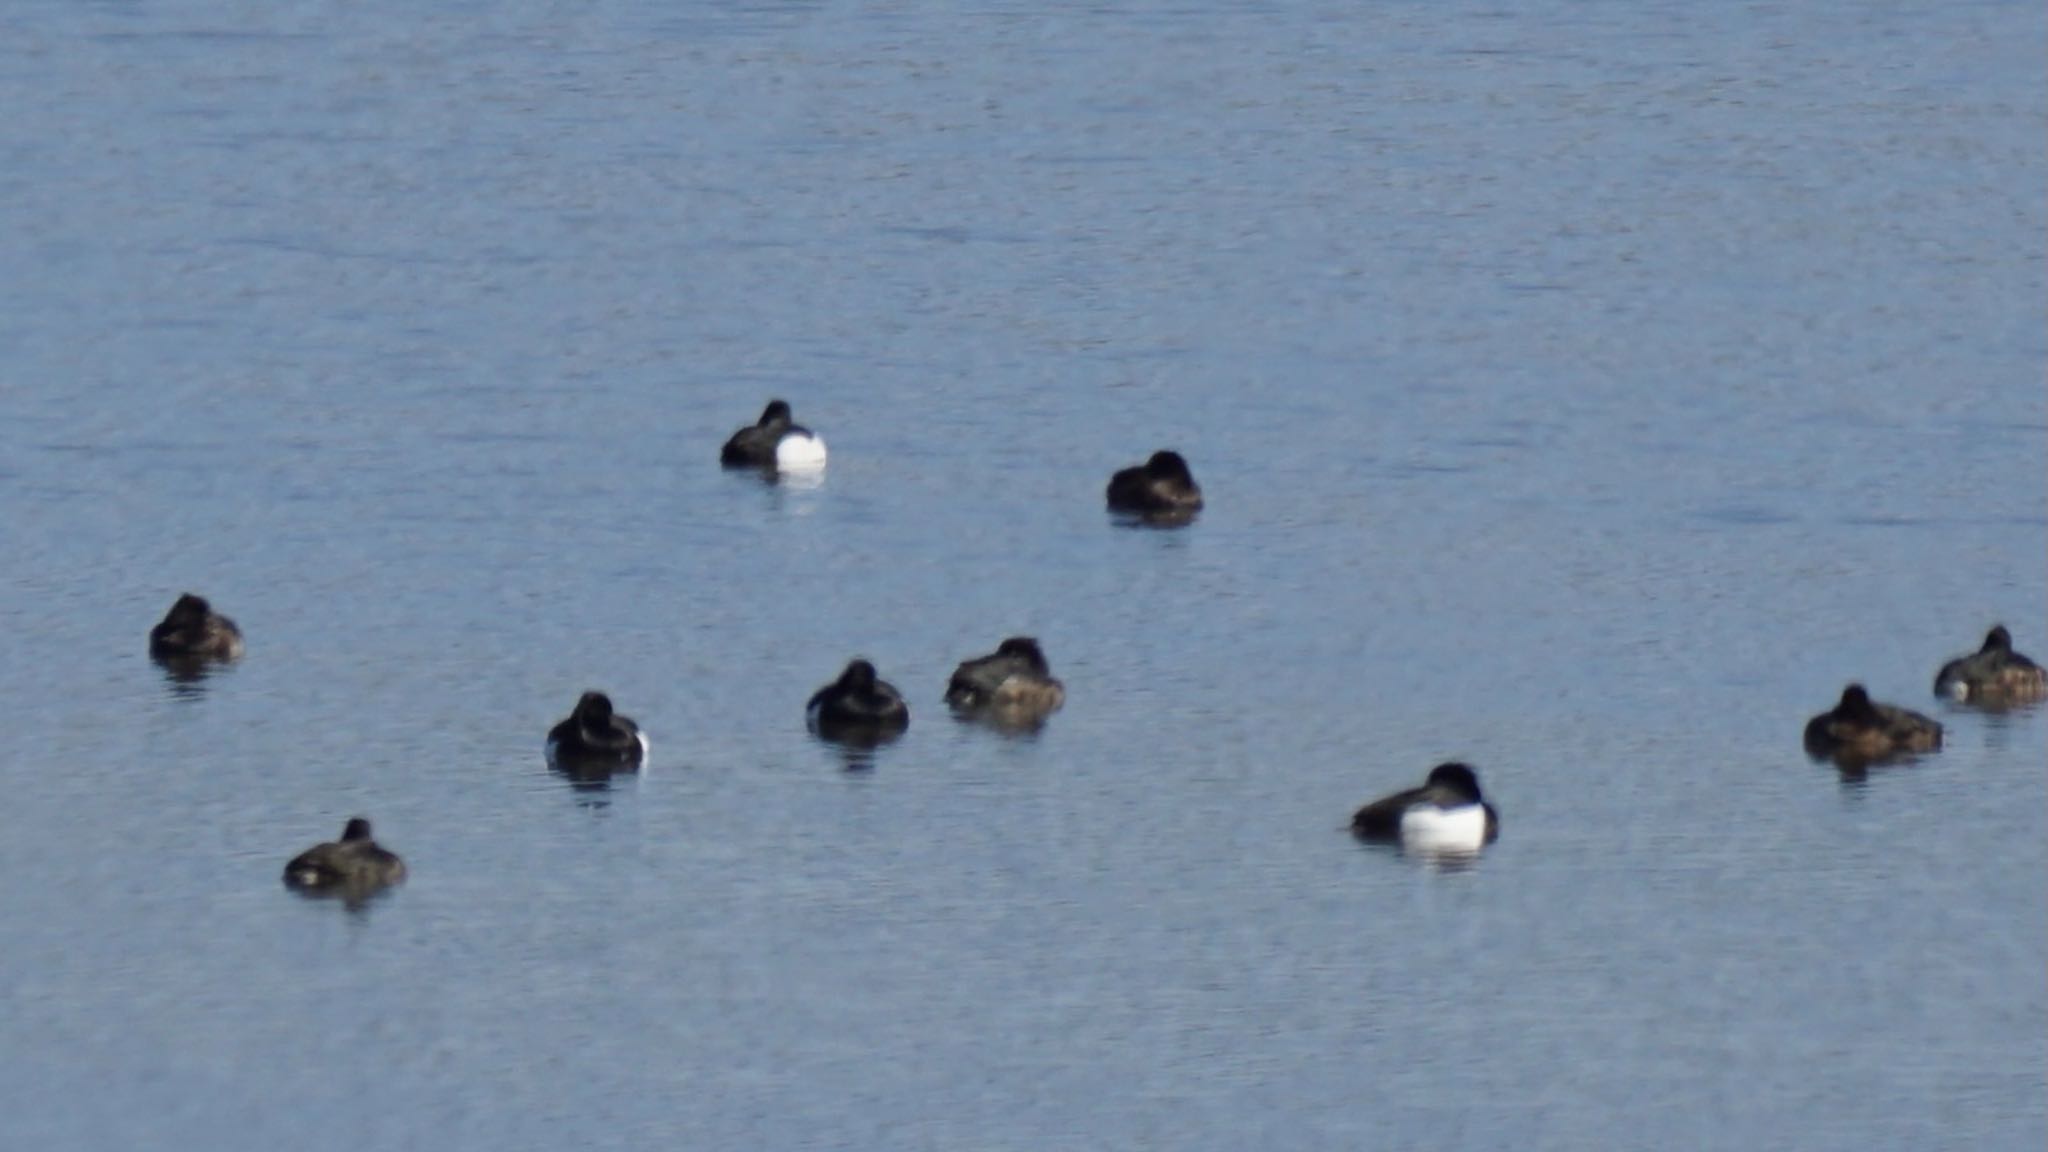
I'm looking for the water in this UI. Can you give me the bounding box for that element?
[1,1,2043,1147]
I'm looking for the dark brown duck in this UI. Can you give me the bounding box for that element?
[148,593,244,661]
[1804,684,1942,763]
[1933,626,2047,704]
[945,637,1066,725]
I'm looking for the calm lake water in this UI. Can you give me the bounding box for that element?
[1,1,2043,1147]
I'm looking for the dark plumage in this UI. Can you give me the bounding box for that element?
[807,659,909,745]
[720,399,825,469]
[1106,450,1203,520]
[1933,626,2047,704]
[1804,684,1943,764]
[546,691,648,770]
[945,637,1066,725]
[148,593,244,661]
[1351,762,1500,844]
[282,818,407,892]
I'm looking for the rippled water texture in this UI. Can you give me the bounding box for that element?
[1,2,2042,1148]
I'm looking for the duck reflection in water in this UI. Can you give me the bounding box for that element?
[154,654,223,698]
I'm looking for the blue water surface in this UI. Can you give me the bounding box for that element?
[0,2,2043,1148]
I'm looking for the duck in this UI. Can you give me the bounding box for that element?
[282,818,407,892]
[1803,683,1942,763]
[1106,450,1203,520]
[1933,625,2047,704]
[945,636,1066,725]
[720,399,828,473]
[148,593,244,661]
[1351,763,1500,853]
[546,691,649,769]
[807,659,909,744]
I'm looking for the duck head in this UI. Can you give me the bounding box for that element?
[168,593,212,623]
[1835,684,1882,723]
[996,637,1049,672]
[1146,451,1194,483]
[574,691,616,727]
[1425,762,1485,802]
